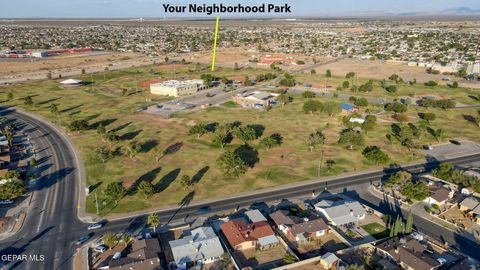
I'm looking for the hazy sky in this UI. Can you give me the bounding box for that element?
[1,0,479,18]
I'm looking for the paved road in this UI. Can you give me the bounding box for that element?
[1,106,480,269]
[0,107,83,270]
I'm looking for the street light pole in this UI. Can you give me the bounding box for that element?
[95,191,99,215]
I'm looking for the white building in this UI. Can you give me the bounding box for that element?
[150,79,205,97]
[314,198,366,226]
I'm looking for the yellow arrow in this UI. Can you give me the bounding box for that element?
[211,16,220,72]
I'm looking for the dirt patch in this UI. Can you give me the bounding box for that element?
[155,64,187,71]
[139,78,163,88]
[260,147,298,167]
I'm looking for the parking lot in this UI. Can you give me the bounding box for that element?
[423,140,480,160]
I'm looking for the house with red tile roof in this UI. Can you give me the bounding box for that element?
[220,219,279,251]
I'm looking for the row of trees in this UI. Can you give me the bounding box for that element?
[384,171,429,201]
[432,163,480,192]
[0,171,28,200]
[302,99,341,116]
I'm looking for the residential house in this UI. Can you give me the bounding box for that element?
[423,184,453,206]
[269,210,329,243]
[220,219,278,251]
[375,236,440,270]
[314,198,366,227]
[169,227,224,270]
[109,238,162,270]
[459,197,480,225]
[339,103,359,115]
[232,91,279,109]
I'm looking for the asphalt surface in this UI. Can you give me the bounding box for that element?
[0,107,84,270]
[1,106,480,269]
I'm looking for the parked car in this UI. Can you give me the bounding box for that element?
[76,235,91,245]
[423,145,433,150]
[87,222,103,230]
[0,200,14,205]
[437,258,447,265]
[94,245,106,253]
[450,140,461,145]
[112,252,122,260]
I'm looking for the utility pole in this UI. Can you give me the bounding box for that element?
[95,191,99,215]
[318,149,325,177]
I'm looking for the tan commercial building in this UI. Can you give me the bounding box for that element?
[150,79,205,97]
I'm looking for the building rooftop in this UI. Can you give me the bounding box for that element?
[314,199,366,226]
[220,219,276,248]
[150,79,203,88]
[245,209,267,223]
[270,210,329,235]
[375,236,440,270]
[169,227,224,266]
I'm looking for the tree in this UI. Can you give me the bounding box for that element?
[68,119,89,131]
[46,72,52,80]
[302,90,315,98]
[189,122,208,138]
[310,69,316,75]
[326,69,332,78]
[103,131,120,146]
[103,232,119,249]
[0,178,27,200]
[30,158,37,167]
[96,123,106,135]
[338,129,365,150]
[306,131,325,152]
[322,101,341,117]
[147,213,161,232]
[303,100,323,114]
[405,208,413,234]
[361,115,377,134]
[326,159,335,172]
[122,141,142,159]
[279,73,296,87]
[24,96,33,105]
[180,175,192,190]
[400,181,429,201]
[362,146,390,164]
[451,81,459,88]
[277,94,291,107]
[212,131,228,149]
[385,102,407,115]
[431,128,444,143]
[260,135,280,151]
[342,80,350,89]
[6,93,13,101]
[122,89,128,96]
[104,182,127,205]
[386,85,397,93]
[354,97,368,107]
[421,113,436,123]
[216,150,248,177]
[49,104,58,114]
[137,180,155,198]
[233,126,256,145]
[424,81,438,87]
[81,68,86,74]
[283,252,298,264]
[385,171,412,188]
[164,56,169,63]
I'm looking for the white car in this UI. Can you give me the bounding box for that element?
[112,252,122,260]
[0,200,14,205]
[87,223,103,230]
[94,245,106,253]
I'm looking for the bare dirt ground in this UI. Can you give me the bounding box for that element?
[312,58,480,88]
[0,52,138,75]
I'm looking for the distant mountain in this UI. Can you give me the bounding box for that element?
[439,7,480,15]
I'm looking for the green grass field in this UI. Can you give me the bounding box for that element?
[1,63,479,216]
[361,222,390,239]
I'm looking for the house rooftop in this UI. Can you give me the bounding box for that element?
[220,219,276,248]
[245,209,267,223]
[375,236,440,270]
[314,199,366,226]
[269,210,328,235]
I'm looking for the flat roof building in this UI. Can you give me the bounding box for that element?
[150,79,205,97]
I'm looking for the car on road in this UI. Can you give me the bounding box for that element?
[76,234,92,245]
[94,245,106,253]
[87,222,103,230]
[450,140,461,145]
[423,145,433,150]
[0,200,14,205]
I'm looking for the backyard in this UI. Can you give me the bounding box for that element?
[361,222,390,240]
